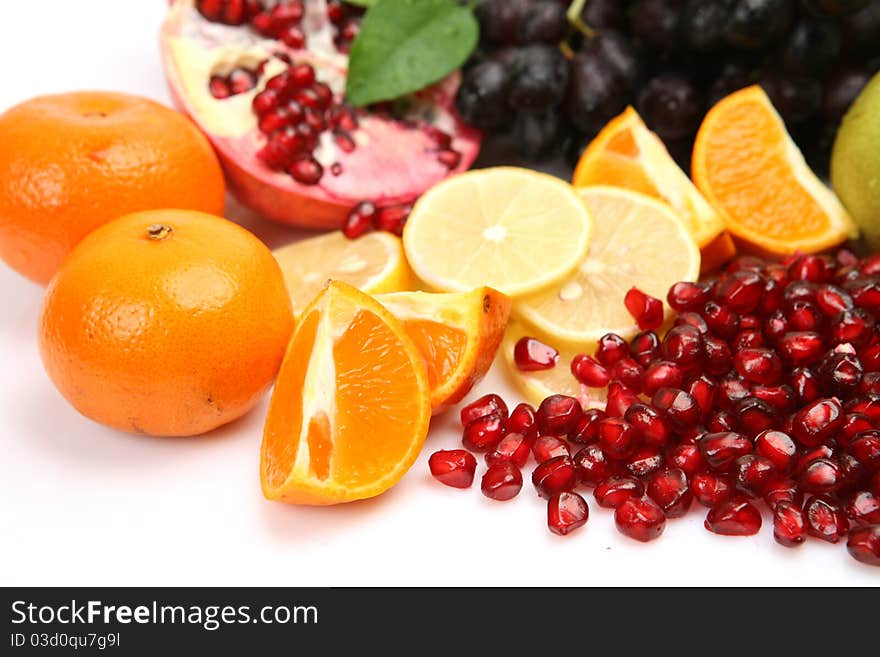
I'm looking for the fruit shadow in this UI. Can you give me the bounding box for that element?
[11,377,260,475]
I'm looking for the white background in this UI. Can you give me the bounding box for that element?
[0,0,875,586]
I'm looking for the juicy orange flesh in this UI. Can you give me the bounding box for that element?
[606,129,639,157]
[263,309,319,490]
[331,309,425,488]
[400,319,468,390]
[702,99,829,240]
[307,412,332,480]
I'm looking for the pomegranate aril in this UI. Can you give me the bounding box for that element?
[860,254,880,276]
[630,330,660,367]
[460,393,507,427]
[532,456,578,499]
[732,329,765,351]
[691,472,733,507]
[343,201,376,239]
[838,413,874,450]
[818,351,863,393]
[209,75,231,99]
[702,301,739,339]
[754,429,797,473]
[764,478,804,509]
[760,278,785,315]
[716,376,750,410]
[271,0,305,25]
[514,337,559,372]
[751,384,796,414]
[605,381,639,417]
[831,308,875,347]
[705,498,762,535]
[252,88,280,116]
[859,372,880,396]
[731,454,777,497]
[708,410,737,433]
[791,398,844,447]
[848,278,880,313]
[326,0,345,24]
[593,475,645,509]
[698,432,753,472]
[571,408,605,445]
[860,337,880,372]
[790,367,823,404]
[773,500,807,547]
[848,432,880,472]
[571,354,609,387]
[597,418,639,460]
[228,67,256,94]
[873,472,880,496]
[643,361,683,396]
[647,467,693,518]
[462,412,506,452]
[507,402,537,441]
[734,397,777,437]
[840,452,868,490]
[816,285,853,315]
[667,281,712,311]
[288,156,323,184]
[778,332,825,367]
[280,25,306,47]
[702,335,733,376]
[667,443,707,477]
[661,325,703,365]
[486,433,531,469]
[844,395,880,423]
[615,496,666,542]
[547,491,589,536]
[716,270,764,313]
[798,457,843,494]
[573,444,615,487]
[652,387,701,431]
[847,525,880,566]
[596,333,629,366]
[625,403,669,448]
[425,126,453,149]
[532,435,571,463]
[197,0,252,24]
[763,311,790,344]
[624,287,664,330]
[536,395,582,437]
[734,348,783,385]
[784,280,819,305]
[437,149,462,169]
[845,491,880,526]
[429,450,477,489]
[624,446,665,478]
[481,462,523,501]
[313,82,333,108]
[804,495,849,543]
[609,358,644,392]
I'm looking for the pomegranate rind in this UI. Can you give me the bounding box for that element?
[160,0,481,228]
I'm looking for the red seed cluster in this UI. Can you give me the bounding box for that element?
[428,251,880,564]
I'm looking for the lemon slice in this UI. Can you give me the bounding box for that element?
[515,186,700,345]
[501,321,605,410]
[402,167,594,298]
[273,231,411,316]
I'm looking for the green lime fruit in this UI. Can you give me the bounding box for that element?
[831,72,880,249]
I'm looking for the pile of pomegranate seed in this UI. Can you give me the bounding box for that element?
[429,251,880,566]
[209,62,265,99]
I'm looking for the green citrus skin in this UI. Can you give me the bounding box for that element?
[832,72,880,250]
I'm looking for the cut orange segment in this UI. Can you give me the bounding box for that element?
[693,85,856,256]
[378,287,511,414]
[572,106,733,273]
[501,321,605,410]
[261,281,431,505]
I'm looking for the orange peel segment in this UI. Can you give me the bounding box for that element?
[692,85,856,257]
[261,281,431,505]
[378,287,511,414]
[572,106,733,272]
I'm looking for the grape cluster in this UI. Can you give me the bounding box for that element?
[456,0,880,174]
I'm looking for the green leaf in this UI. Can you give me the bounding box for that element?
[344,0,377,7]
[345,0,479,107]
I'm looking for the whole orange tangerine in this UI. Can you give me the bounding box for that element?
[38,209,294,437]
[0,91,226,285]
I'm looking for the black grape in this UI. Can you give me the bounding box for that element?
[565,51,631,135]
[514,110,565,159]
[629,0,685,51]
[726,0,795,50]
[580,0,627,31]
[508,45,570,111]
[581,30,643,90]
[681,0,733,52]
[780,17,841,78]
[521,2,569,44]
[475,0,532,45]
[455,60,512,129]
[839,1,880,50]
[637,74,705,140]
[760,73,822,124]
[822,66,872,121]
[802,0,870,16]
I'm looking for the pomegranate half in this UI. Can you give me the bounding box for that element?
[160,0,481,228]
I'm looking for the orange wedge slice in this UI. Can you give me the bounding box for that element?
[572,106,734,273]
[378,287,511,414]
[692,85,856,257]
[261,281,431,505]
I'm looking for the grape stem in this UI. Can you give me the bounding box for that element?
[567,0,596,38]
